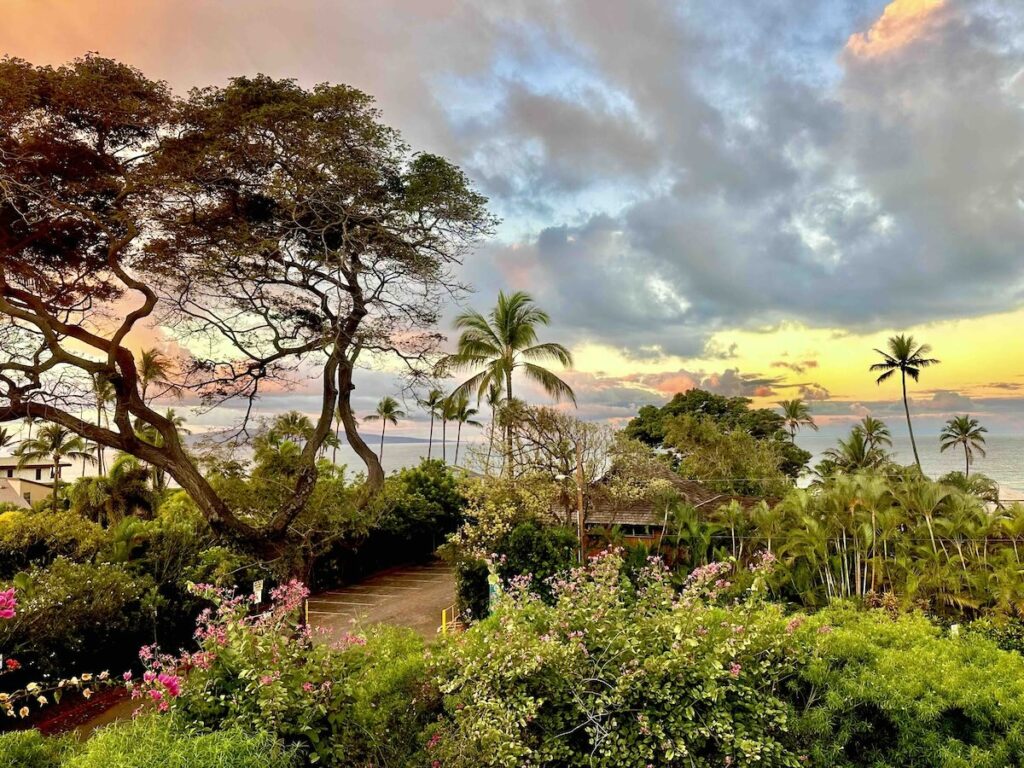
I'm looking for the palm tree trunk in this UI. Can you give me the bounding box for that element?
[902,371,922,470]
[441,419,447,463]
[379,421,386,462]
[485,405,495,472]
[504,370,514,477]
[52,454,60,512]
[964,443,970,477]
[427,413,435,460]
[455,421,463,466]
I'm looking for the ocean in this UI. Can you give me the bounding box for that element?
[796,433,1024,500]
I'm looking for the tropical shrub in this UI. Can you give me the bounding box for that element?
[0,559,154,678]
[0,511,107,578]
[427,551,808,768]
[795,606,1024,767]
[140,581,433,766]
[0,730,79,768]
[65,716,298,768]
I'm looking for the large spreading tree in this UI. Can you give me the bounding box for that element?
[0,55,494,552]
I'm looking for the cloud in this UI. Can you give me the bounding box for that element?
[771,359,819,374]
[7,1,1024,432]
[845,0,948,59]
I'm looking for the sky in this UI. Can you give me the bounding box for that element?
[4,0,1024,441]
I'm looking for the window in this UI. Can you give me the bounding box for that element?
[35,468,42,481]
[23,492,30,503]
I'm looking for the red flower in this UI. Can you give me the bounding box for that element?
[4,658,20,671]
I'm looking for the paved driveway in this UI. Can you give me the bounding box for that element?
[308,560,456,641]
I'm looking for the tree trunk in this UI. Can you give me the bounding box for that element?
[428,413,434,460]
[337,362,384,495]
[902,371,922,470]
[504,369,514,477]
[455,421,463,466]
[441,419,447,463]
[379,420,386,462]
[964,443,970,477]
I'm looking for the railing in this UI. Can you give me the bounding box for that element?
[440,604,464,635]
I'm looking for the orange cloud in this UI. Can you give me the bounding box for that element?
[846,0,946,59]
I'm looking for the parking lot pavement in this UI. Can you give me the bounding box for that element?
[307,560,456,642]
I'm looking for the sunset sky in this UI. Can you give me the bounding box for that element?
[5,0,1024,438]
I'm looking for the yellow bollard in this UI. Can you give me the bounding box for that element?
[441,608,448,634]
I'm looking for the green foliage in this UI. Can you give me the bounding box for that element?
[0,730,79,768]
[795,606,1024,767]
[664,414,794,497]
[373,459,467,542]
[0,558,154,676]
[494,520,578,601]
[626,389,810,481]
[0,511,107,578]
[428,552,807,767]
[65,717,297,768]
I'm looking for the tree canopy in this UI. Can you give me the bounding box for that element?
[0,55,495,552]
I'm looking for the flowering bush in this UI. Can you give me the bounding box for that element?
[0,511,107,579]
[427,550,810,767]
[0,558,154,679]
[136,579,433,766]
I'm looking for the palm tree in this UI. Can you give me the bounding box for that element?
[23,415,38,441]
[853,415,892,453]
[870,334,939,470]
[364,396,405,463]
[448,392,483,466]
[0,427,13,454]
[270,410,315,444]
[940,415,987,477]
[821,428,888,474]
[68,454,157,526]
[138,348,174,404]
[778,398,818,441]
[420,389,446,461]
[14,423,94,511]
[92,374,115,475]
[444,290,575,473]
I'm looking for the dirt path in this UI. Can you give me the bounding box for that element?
[308,560,456,642]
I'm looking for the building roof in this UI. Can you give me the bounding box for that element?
[0,456,71,468]
[0,479,31,509]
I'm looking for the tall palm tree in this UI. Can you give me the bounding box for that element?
[444,290,575,473]
[940,415,987,477]
[68,454,157,526]
[138,348,174,404]
[14,423,94,511]
[870,334,939,470]
[23,415,38,441]
[778,398,818,441]
[364,396,405,463]
[853,415,892,453]
[420,389,446,461]
[448,392,483,466]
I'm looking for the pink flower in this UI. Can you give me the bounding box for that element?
[122,671,133,682]
[148,689,163,701]
[0,588,16,620]
[729,662,742,678]
[157,673,181,698]
[785,617,805,635]
[302,682,314,693]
